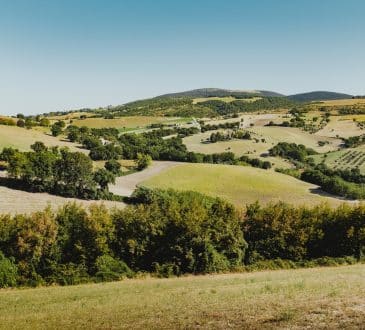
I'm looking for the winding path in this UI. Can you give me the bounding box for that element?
[109,161,180,196]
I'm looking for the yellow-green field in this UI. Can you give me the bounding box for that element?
[315,116,364,138]
[72,116,186,129]
[318,98,365,106]
[1,264,364,329]
[192,96,262,104]
[183,125,341,169]
[142,163,345,206]
[0,125,85,152]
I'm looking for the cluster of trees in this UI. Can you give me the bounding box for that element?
[269,142,317,162]
[209,130,251,143]
[238,155,272,170]
[0,143,120,199]
[201,121,240,132]
[0,187,364,288]
[0,114,50,129]
[338,106,365,115]
[0,189,246,286]
[343,135,365,148]
[301,168,365,200]
[199,97,294,116]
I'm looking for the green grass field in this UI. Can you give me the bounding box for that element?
[0,125,84,152]
[142,163,344,206]
[1,264,364,329]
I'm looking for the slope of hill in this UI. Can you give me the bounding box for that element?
[1,264,363,329]
[288,91,353,102]
[142,163,345,206]
[158,88,285,98]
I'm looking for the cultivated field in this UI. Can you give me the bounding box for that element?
[142,163,345,206]
[183,125,341,169]
[318,98,365,106]
[315,116,364,138]
[311,145,365,173]
[0,125,84,152]
[72,116,188,130]
[1,264,364,329]
[192,96,262,104]
[0,184,124,215]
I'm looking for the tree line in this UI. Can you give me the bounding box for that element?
[0,187,364,288]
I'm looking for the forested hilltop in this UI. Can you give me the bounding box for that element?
[40,88,354,118]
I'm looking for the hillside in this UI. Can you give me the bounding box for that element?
[288,91,353,102]
[158,88,285,98]
[142,163,345,206]
[1,264,364,329]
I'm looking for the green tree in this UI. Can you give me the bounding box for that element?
[136,153,152,171]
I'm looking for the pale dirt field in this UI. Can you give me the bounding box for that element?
[109,161,180,196]
[315,116,364,138]
[0,185,124,215]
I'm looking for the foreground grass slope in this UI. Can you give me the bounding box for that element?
[1,264,364,329]
[142,163,345,206]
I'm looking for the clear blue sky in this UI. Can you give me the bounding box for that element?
[1,0,364,115]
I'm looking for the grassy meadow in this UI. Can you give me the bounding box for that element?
[142,163,344,206]
[0,125,84,152]
[0,264,364,329]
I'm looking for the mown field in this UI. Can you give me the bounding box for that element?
[71,116,189,130]
[183,125,341,169]
[142,163,344,206]
[318,98,365,106]
[0,184,124,215]
[0,125,84,152]
[315,115,364,138]
[0,264,364,329]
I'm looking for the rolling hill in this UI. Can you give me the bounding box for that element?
[288,91,353,102]
[158,88,285,98]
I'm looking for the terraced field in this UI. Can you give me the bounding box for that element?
[142,163,345,206]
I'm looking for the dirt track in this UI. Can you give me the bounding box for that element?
[109,161,180,196]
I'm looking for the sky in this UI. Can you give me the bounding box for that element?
[1,0,365,115]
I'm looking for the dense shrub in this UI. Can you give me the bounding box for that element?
[0,251,18,288]
[0,188,364,288]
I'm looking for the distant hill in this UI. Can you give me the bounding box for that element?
[158,88,285,99]
[288,91,353,102]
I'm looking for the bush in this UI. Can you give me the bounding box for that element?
[95,255,133,281]
[0,251,18,288]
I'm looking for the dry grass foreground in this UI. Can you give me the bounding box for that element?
[0,264,364,329]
